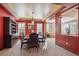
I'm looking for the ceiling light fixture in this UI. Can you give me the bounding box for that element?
[31,11,34,25]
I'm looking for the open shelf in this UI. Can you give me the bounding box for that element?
[3,17,17,48]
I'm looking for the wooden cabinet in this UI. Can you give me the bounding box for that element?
[3,17,17,48]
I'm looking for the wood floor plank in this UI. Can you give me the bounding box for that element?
[0,38,76,56]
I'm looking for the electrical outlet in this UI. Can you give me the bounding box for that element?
[66,42,68,45]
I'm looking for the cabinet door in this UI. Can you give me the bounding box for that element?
[4,17,11,48]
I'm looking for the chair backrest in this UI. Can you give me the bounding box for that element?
[28,33,38,45]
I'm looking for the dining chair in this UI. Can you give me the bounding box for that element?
[20,35,28,49]
[27,33,39,50]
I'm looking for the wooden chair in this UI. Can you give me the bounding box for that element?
[38,32,46,42]
[27,33,39,49]
[20,35,28,49]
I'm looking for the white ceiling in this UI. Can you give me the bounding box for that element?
[2,3,77,20]
[2,3,63,20]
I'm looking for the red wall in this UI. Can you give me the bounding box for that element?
[0,4,15,49]
[56,35,79,55]
[55,14,79,55]
[0,4,14,17]
[16,19,45,36]
[0,17,3,49]
[16,20,34,36]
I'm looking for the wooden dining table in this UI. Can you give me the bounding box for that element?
[24,36,45,42]
[21,35,46,49]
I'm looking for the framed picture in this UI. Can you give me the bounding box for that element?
[28,23,34,30]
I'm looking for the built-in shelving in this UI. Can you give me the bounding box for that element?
[3,17,17,48]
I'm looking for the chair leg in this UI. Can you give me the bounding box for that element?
[28,46,31,53]
[27,44,30,49]
[36,45,39,52]
[36,47,39,52]
[21,43,23,49]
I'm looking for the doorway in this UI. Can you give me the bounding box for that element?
[46,19,55,38]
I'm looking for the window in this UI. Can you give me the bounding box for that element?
[46,22,55,33]
[37,23,43,34]
[61,17,78,36]
[61,6,78,36]
[18,23,25,35]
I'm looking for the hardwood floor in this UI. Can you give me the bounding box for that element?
[0,38,76,56]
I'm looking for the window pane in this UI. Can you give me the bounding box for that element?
[61,6,78,36]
